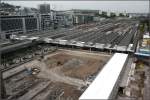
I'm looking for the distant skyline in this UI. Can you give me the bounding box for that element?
[2,1,149,13]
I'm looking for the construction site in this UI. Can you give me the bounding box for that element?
[0,17,149,100]
[0,18,149,100]
[3,49,111,100]
[0,1,149,100]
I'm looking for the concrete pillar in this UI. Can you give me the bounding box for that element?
[82,15,85,24]
[0,70,6,99]
[75,16,78,24]
[109,50,112,54]
[0,69,2,99]
[36,16,40,31]
[0,33,6,39]
[0,18,2,39]
[56,44,58,49]
[22,18,26,33]
[90,48,91,52]
[0,47,6,99]
[39,15,42,31]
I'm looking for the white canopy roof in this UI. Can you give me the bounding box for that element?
[79,53,128,100]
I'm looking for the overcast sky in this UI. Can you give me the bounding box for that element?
[3,1,149,13]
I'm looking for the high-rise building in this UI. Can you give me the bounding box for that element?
[39,4,50,14]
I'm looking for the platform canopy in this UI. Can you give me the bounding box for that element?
[79,53,128,100]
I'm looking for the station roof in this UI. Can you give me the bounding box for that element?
[79,53,128,100]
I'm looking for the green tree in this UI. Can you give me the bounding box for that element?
[101,11,107,17]
[110,12,116,18]
[119,13,125,17]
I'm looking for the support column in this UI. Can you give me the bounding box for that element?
[82,15,85,24]
[36,17,40,31]
[90,48,91,52]
[22,18,26,33]
[0,4,6,99]
[37,14,41,31]
[0,70,6,99]
[0,47,6,99]
[109,50,112,54]
[0,17,2,39]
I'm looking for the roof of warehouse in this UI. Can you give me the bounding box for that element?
[79,53,128,100]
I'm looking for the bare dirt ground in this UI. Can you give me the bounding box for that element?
[36,60,86,87]
[43,50,110,80]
